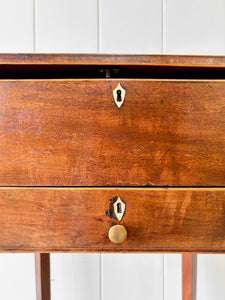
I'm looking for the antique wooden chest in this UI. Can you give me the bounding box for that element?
[0,54,225,253]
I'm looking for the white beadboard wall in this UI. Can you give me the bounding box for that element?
[0,0,224,299]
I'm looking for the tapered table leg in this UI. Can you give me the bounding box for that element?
[35,253,51,300]
[182,254,197,300]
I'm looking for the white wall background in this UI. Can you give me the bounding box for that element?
[0,0,225,299]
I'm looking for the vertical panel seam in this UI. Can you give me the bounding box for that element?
[97,0,101,53]
[99,254,103,300]
[33,0,36,53]
[163,254,166,300]
[162,0,166,54]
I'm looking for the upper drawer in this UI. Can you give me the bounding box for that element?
[1,79,225,186]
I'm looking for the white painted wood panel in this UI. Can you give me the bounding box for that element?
[0,254,35,300]
[36,0,98,52]
[102,254,164,300]
[197,255,225,300]
[0,0,33,52]
[51,254,100,300]
[164,254,182,300]
[165,0,225,54]
[100,0,162,53]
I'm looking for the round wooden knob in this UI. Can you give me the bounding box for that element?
[108,225,127,243]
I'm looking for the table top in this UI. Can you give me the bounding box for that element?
[0,53,225,67]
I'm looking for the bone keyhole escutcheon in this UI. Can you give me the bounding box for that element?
[113,83,126,108]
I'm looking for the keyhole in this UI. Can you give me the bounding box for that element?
[117,202,122,213]
[117,90,122,102]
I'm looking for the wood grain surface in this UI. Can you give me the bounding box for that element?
[1,79,225,186]
[0,188,225,252]
[0,54,225,67]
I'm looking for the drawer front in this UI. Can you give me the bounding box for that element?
[0,80,225,186]
[0,188,225,252]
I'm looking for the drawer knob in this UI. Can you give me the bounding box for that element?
[108,225,127,243]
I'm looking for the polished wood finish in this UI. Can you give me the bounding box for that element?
[35,253,51,300]
[0,188,225,252]
[0,53,225,67]
[1,79,225,186]
[182,254,197,300]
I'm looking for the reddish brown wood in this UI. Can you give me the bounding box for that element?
[1,80,225,186]
[0,54,225,258]
[0,53,225,67]
[35,253,51,300]
[0,188,224,252]
[182,254,197,300]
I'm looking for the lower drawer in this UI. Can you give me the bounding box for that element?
[0,188,224,253]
